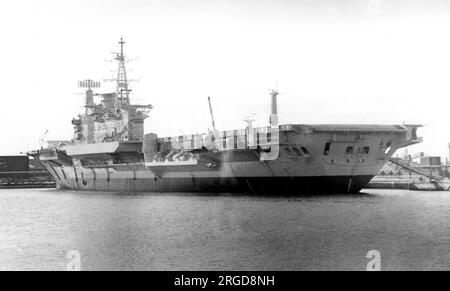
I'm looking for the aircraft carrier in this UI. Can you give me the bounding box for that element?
[29,39,423,194]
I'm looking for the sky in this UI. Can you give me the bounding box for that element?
[1,0,450,159]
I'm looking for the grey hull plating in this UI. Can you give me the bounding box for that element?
[36,123,422,195]
[55,175,372,194]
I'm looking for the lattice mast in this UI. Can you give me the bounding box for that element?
[115,37,130,104]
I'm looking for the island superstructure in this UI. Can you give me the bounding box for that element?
[29,39,422,194]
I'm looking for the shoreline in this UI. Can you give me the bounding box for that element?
[0,183,56,189]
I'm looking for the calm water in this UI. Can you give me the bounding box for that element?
[0,188,449,271]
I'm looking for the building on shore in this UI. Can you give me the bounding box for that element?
[0,155,55,189]
[368,152,450,191]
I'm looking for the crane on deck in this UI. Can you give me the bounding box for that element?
[207,96,216,132]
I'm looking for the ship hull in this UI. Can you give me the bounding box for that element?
[34,123,422,195]
[42,159,375,194]
[54,174,372,194]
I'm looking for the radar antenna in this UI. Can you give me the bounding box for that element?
[78,79,100,91]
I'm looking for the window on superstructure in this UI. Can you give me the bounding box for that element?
[345,146,354,154]
[323,142,331,156]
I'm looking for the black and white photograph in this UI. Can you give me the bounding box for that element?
[0,0,449,276]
